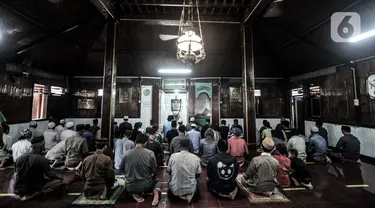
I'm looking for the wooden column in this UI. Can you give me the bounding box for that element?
[100,18,117,147]
[241,25,256,145]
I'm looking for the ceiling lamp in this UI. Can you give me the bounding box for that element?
[176,0,206,65]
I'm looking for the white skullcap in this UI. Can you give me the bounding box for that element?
[178,119,183,124]
[123,116,129,120]
[138,128,145,133]
[29,120,37,127]
[190,117,195,122]
[311,126,319,133]
[191,123,197,128]
[66,122,74,128]
[48,122,56,129]
[60,119,66,124]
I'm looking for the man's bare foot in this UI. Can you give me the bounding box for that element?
[185,194,194,203]
[132,194,145,203]
[20,192,38,201]
[152,188,161,206]
[229,187,238,200]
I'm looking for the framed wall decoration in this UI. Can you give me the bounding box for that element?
[119,88,132,103]
[367,74,375,99]
[77,98,95,109]
[229,87,242,103]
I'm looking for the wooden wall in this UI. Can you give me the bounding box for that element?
[0,63,67,124]
[300,58,375,127]
[220,79,286,118]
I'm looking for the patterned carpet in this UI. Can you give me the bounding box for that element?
[236,174,291,204]
[70,175,125,206]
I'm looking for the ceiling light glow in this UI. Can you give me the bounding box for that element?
[349,29,375,42]
[158,69,191,74]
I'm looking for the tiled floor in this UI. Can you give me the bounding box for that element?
[0,161,375,207]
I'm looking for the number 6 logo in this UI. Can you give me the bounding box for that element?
[331,12,361,42]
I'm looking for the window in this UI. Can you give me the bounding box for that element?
[51,86,64,96]
[255,89,261,97]
[98,89,103,97]
[32,84,48,120]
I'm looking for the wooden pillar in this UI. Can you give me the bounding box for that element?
[241,25,256,145]
[351,65,362,123]
[100,18,117,147]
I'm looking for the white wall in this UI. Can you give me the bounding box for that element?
[305,120,375,158]
[8,120,49,140]
[221,118,287,131]
[159,91,188,128]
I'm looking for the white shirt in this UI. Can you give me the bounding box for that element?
[3,133,14,152]
[60,129,76,141]
[45,140,66,160]
[55,125,65,135]
[287,135,307,162]
[12,139,32,161]
[44,129,60,151]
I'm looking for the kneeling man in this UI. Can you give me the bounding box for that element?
[13,144,64,201]
[80,142,115,199]
[120,134,161,206]
[207,139,238,199]
[168,139,201,202]
[242,137,279,197]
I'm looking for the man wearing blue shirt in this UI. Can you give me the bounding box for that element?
[186,124,201,154]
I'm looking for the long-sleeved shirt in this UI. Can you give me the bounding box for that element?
[55,125,65,136]
[170,134,193,154]
[30,128,43,140]
[318,126,328,142]
[145,139,164,166]
[45,141,65,160]
[186,130,201,151]
[80,150,115,189]
[273,155,291,187]
[162,122,172,138]
[309,134,327,162]
[244,153,279,193]
[12,139,32,162]
[114,137,134,169]
[82,131,95,151]
[60,129,77,141]
[199,138,217,165]
[166,129,179,146]
[287,135,307,162]
[167,150,201,196]
[44,129,60,151]
[65,135,89,167]
[218,126,230,140]
[334,134,361,161]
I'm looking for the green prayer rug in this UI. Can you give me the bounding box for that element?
[70,176,125,207]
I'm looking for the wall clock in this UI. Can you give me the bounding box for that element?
[143,89,151,96]
[367,74,375,99]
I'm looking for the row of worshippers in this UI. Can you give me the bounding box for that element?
[259,119,361,164]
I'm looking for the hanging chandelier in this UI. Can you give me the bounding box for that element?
[176,0,206,65]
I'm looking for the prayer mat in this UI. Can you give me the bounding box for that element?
[70,176,125,207]
[236,175,291,204]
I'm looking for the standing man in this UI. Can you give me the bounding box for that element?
[186,124,201,154]
[231,119,243,132]
[120,134,161,206]
[65,124,89,169]
[201,119,210,139]
[170,125,193,154]
[162,115,174,138]
[315,120,328,145]
[166,121,179,147]
[2,123,14,152]
[186,117,195,132]
[119,116,133,138]
[114,130,134,170]
[80,142,115,200]
[218,120,230,140]
[82,124,95,152]
[90,119,100,139]
[168,139,202,202]
[207,139,238,200]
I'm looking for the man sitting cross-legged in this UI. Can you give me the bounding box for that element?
[242,137,278,197]
[288,149,313,189]
[80,142,115,200]
[12,142,64,201]
[120,134,161,206]
[207,139,239,200]
[167,138,202,203]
